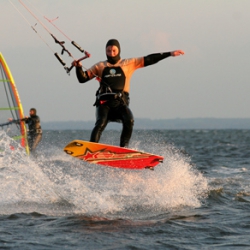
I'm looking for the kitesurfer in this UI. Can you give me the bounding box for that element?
[72,39,184,147]
[9,108,42,157]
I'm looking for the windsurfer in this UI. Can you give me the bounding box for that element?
[9,108,42,157]
[72,39,184,147]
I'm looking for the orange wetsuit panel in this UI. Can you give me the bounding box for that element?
[86,57,144,93]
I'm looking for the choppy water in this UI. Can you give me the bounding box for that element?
[0,129,250,249]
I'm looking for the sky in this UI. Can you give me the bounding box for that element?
[1,0,250,122]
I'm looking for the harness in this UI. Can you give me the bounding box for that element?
[93,65,129,107]
[28,128,42,134]
[93,87,129,107]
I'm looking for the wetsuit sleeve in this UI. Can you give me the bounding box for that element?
[0,119,22,127]
[0,121,13,127]
[144,52,171,67]
[75,67,90,83]
[20,118,28,123]
[12,119,22,123]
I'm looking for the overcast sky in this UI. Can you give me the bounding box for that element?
[1,0,250,122]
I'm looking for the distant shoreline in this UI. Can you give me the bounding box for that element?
[41,118,250,130]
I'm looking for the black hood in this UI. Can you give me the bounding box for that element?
[30,108,37,116]
[106,39,121,64]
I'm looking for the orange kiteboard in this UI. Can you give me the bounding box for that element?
[64,140,163,170]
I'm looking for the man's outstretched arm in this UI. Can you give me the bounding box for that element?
[144,50,184,66]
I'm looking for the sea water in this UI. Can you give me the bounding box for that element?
[0,129,250,249]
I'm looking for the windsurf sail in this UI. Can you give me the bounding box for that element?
[0,52,29,155]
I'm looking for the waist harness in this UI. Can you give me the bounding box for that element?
[93,89,129,108]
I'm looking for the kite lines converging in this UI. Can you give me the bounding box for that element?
[8,0,90,75]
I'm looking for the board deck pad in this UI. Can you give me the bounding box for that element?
[64,140,164,170]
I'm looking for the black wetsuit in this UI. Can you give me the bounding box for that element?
[76,51,171,147]
[21,115,42,156]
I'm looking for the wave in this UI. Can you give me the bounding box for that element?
[0,130,209,219]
